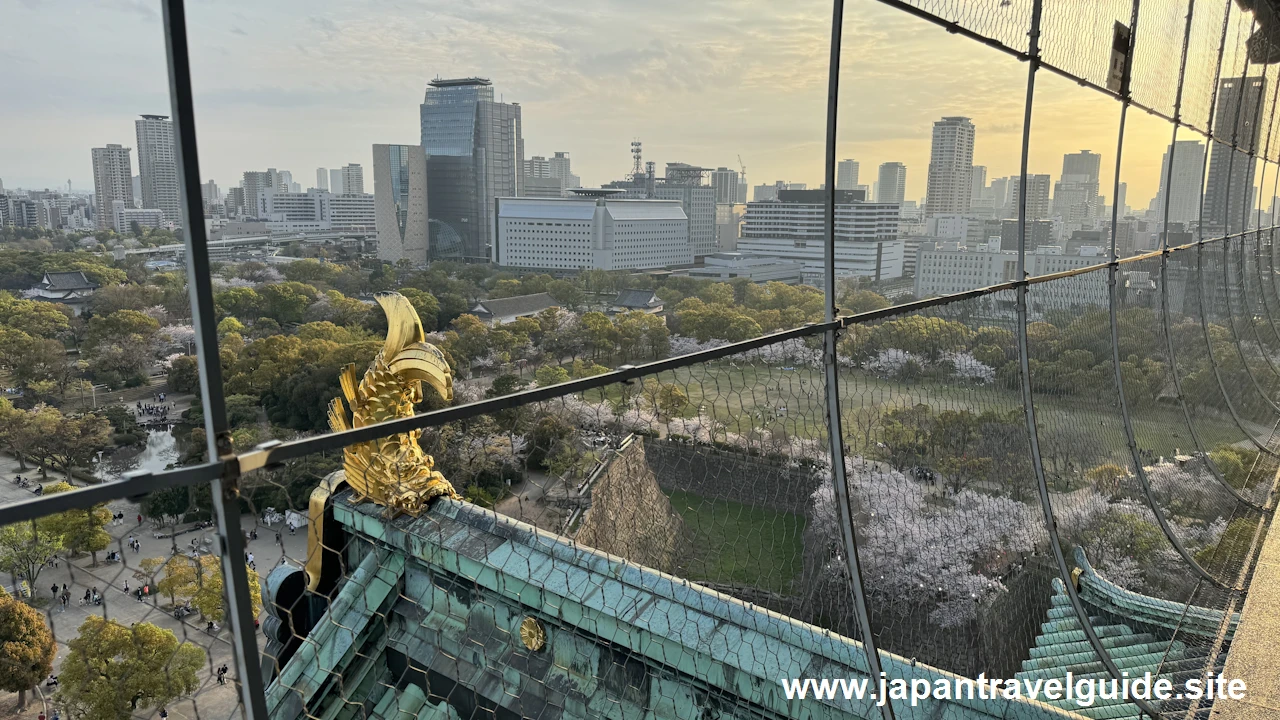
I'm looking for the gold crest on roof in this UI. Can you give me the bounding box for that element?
[326,291,458,516]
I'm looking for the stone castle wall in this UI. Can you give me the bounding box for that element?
[573,438,686,573]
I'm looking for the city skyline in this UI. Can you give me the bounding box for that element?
[3,0,1176,208]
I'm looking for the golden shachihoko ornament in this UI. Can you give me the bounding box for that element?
[326,291,458,516]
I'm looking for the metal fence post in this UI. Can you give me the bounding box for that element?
[821,1,892,715]
[1012,1,1163,716]
[160,0,269,716]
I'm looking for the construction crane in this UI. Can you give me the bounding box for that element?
[737,154,747,201]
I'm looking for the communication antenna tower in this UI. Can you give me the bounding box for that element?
[630,140,643,179]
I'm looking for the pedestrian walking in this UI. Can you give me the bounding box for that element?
[123,579,129,594]
[275,531,282,545]
[159,709,167,720]
[137,513,142,526]
[50,584,57,599]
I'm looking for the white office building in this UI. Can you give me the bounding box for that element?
[736,189,903,284]
[687,252,803,284]
[616,181,716,259]
[913,240,1108,310]
[316,168,329,191]
[495,190,690,271]
[373,144,429,264]
[257,189,375,232]
[111,200,165,233]
[135,115,181,225]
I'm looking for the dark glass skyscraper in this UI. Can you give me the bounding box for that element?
[420,77,523,261]
[1204,76,1266,234]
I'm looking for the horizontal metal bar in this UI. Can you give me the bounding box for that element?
[0,462,224,528]
[238,318,844,471]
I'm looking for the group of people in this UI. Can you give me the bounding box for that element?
[51,583,72,610]
[125,535,142,553]
[136,399,172,422]
[215,663,230,685]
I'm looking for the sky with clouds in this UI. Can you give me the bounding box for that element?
[1,0,1234,210]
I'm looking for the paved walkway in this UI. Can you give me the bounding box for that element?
[0,454,312,719]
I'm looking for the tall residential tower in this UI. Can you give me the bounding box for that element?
[91,144,134,230]
[877,162,907,204]
[1204,76,1266,233]
[135,115,180,225]
[925,117,976,216]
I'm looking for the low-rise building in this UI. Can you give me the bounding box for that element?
[687,252,803,284]
[469,293,559,325]
[111,200,166,233]
[913,240,1108,312]
[495,191,691,271]
[736,189,903,286]
[29,271,99,316]
[257,189,375,233]
[610,289,664,314]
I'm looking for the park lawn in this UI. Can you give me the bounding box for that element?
[665,489,806,594]
[586,359,1249,460]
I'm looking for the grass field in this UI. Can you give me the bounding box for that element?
[588,360,1250,461]
[665,490,806,594]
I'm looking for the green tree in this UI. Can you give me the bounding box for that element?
[0,523,63,589]
[38,413,112,480]
[258,281,319,324]
[216,316,245,337]
[654,383,689,420]
[85,310,160,351]
[56,616,204,720]
[0,588,56,710]
[547,279,585,310]
[166,355,200,393]
[436,292,470,328]
[143,555,196,605]
[398,288,440,332]
[839,289,891,315]
[40,483,112,565]
[535,365,570,387]
[213,287,262,320]
[139,487,191,528]
[580,312,618,358]
[1,404,59,472]
[698,283,736,306]
[0,292,71,339]
[185,555,263,622]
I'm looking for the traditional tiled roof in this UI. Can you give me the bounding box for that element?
[470,292,557,320]
[1015,548,1236,720]
[38,271,99,291]
[265,487,1084,720]
[613,288,663,309]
